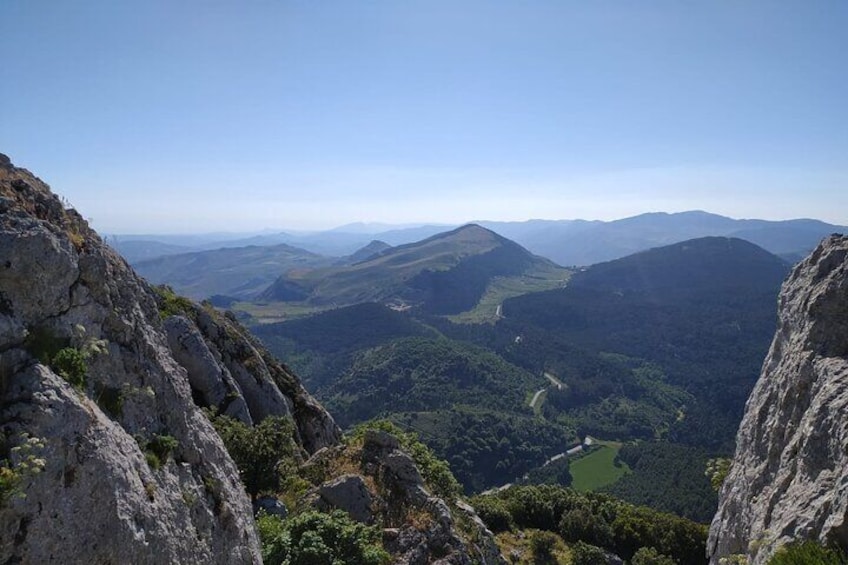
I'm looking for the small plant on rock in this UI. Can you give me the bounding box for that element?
[0,433,46,505]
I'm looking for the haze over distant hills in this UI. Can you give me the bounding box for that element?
[110,210,846,268]
[133,243,333,300]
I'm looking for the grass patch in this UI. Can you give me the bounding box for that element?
[230,300,330,324]
[447,267,571,324]
[569,442,630,492]
[154,285,196,319]
[494,529,571,564]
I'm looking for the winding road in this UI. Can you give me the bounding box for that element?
[529,372,565,409]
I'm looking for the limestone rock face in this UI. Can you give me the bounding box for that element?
[175,305,341,454]
[359,431,508,565]
[310,474,375,524]
[0,156,266,562]
[708,234,848,564]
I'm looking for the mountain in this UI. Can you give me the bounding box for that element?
[111,212,845,270]
[0,154,505,564]
[488,237,790,449]
[567,236,790,296]
[709,234,848,564]
[105,238,195,262]
[259,224,571,316]
[483,211,846,266]
[335,239,392,265]
[133,242,332,300]
[255,236,790,505]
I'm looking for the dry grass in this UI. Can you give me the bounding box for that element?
[495,529,571,565]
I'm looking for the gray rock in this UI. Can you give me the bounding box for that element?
[709,234,848,564]
[164,315,252,424]
[181,304,341,454]
[314,474,374,524]
[361,429,506,564]
[0,159,261,563]
[253,495,288,518]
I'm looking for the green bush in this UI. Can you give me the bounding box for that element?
[257,510,390,565]
[529,530,559,564]
[473,496,514,533]
[208,413,297,497]
[149,434,179,461]
[51,347,87,388]
[571,541,610,565]
[154,286,196,319]
[0,433,46,505]
[632,546,676,565]
[767,540,848,565]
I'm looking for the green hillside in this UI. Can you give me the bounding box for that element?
[250,236,787,517]
[257,224,571,315]
[133,243,331,299]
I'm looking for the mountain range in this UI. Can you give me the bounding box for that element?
[6,152,846,563]
[113,210,846,271]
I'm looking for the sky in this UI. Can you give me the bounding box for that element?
[1,1,846,233]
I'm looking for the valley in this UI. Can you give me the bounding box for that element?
[4,153,843,564]
[129,221,791,524]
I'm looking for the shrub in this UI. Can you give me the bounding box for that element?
[706,458,732,492]
[351,420,461,500]
[473,496,514,533]
[767,540,848,565]
[154,286,196,319]
[632,546,676,565]
[0,433,46,505]
[51,347,87,388]
[149,434,179,461]
[257,510,390,565]
[529,530,559,564]
[208,413,298,497]
[571,541,610,565]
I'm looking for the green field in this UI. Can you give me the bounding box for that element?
[569,442,630,492]
[231,301,330,324]
[447,266,572,324]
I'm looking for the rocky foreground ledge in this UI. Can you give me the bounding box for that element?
[709,234,848,564]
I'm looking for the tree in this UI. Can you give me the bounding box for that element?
[632,546,676,565]
[208,414,297,497]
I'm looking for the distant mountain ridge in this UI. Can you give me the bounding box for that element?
[133,242,332,299]
[111,211,846,269]
[481,211,845,266]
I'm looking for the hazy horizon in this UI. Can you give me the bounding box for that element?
[101,208,847,239]
[2,2,846,232]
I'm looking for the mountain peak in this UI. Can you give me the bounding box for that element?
[569,236,789,296]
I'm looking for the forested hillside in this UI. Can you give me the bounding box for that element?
[252,236,789,522]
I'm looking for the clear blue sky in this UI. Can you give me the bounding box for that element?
[2,1,846,232]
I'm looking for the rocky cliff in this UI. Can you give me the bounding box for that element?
[0,154,339,562]
[709,234,848,563]
[0,154,503,564]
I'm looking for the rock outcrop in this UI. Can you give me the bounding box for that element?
[709,234,848,563]
[0,155,262,562]
[301,430,507,565]
[162,302,341,453]
[0,154,338,562]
